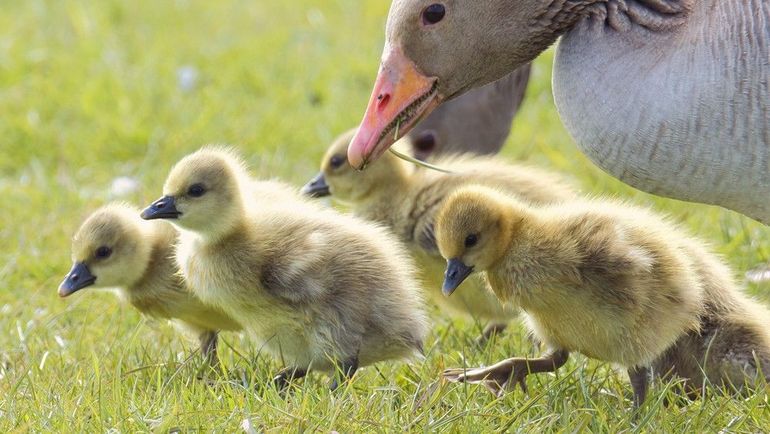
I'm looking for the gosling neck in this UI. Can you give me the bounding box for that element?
[357,157,412,211]
[519,209,585,283]
[490,206,568,291]
[127,221,180,297]
[196,188,249,245]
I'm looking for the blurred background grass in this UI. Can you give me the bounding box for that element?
[1,0,769,431]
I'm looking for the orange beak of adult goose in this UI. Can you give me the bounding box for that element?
[348,46,440,170]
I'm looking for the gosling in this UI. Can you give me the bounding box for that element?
[59,204,242,366]
[652,235,770,397]
[302,129,575,341]
[434,186,707,410]
[141,148,428,389]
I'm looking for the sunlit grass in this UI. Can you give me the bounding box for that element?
[1,0,768,431]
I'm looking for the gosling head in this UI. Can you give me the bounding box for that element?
[301,128,409,203]
[435,186,521,296]
[142,148,246,238]
[59,204,153,297]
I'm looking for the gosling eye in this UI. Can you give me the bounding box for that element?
[464,234,478,248]
[329,155,346,169]
[95,246,112,259]
[422,3,446,25]
[188,183,206,197]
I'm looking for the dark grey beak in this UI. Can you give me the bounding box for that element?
[141,195,181,220]
[442,258,474,296]
[59,262,96,297]
[300,173,331,198]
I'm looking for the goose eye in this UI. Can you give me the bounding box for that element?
[95,246,112,259]
[329,155,345,169]
[422,4,445,25]
[188,183,206,197]
[464,234,478,248]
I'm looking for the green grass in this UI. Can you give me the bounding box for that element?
[2,0,769,431]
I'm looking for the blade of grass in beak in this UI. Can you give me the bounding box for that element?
[388,147,454,174]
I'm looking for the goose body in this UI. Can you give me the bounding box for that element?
[554,0,770,222]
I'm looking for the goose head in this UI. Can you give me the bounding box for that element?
[349,0,568,169]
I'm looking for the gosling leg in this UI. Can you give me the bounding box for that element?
[443,349,569,397]
[198,330,220,368]
[329,356,359,391]
[273,366,308,390]
[477,323,508,344]
[628,365,651,410]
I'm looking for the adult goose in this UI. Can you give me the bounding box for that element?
[348,0,770,223]
[408,66,531,160]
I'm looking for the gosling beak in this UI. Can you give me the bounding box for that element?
[348,44,440,170]
[141,195,181,220]
[442,258,474,296]
[59,262,96,297]
[300,173,331,198]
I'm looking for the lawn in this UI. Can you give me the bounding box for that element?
[1,0,769,432]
